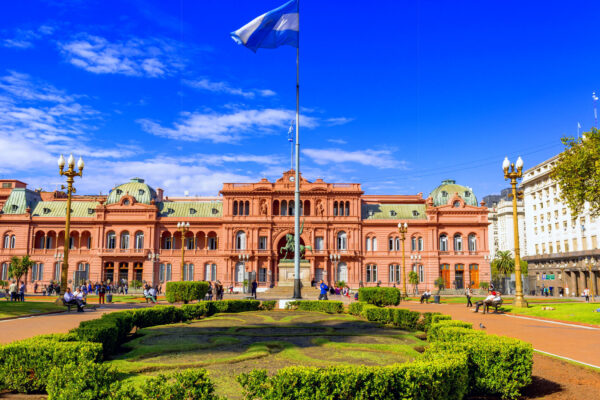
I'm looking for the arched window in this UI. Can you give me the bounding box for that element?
[207,233,217,250]
[106,231,116,249]
[10,235,16,249]
[288,200,294,216]
[372,237,377,251]
[183,263,194,281]
[281,200,287,216]
[345,201,350,216]
[135,232,144,250]
[395,237,400,251]
[233,201,238,216]
[120,231,130,249]
[366,264,378,283]
[453,234,463,251]
[304,200,311,216]
[388,237,394,251]
[3,235,9,249]
[161,232,172,250]
[1,262,8,280]
[389,264,400,283]
[333,201,338,216]
[236,231,247,250]
[245,201,250,216]
[411,237,417,252]
[366,237,371,251]
[439,234,448,251]
[418,237,423,251]
[468,234,477,252]
[273,200,280,216]
[205,263,217,281]
[337,231,347,250]
[337,262,348,282]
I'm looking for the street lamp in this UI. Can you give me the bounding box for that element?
[410,253,421,295]
[177,222,190,281]
[503,156,528,307]
[329,253,341,285]
[239,253,250,292]
[484,254,493,290]
[57,154,84,295]
[148,252,160,287]
[398,222,408,297]
[585,257,596,303]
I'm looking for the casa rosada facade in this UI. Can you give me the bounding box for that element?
[0,171,490,291]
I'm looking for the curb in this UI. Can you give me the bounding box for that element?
[0,310,67,322]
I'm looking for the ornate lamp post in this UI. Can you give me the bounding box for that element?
[239,253,250,292]
[484,254,493,290]
[57,154,84,294]
[585,257,596,303]
[148,252,160,287]
[503,156,528,308]
[398,222,408,297]
[177,222,190,281]
[329,253,341,284]
[410,254,421,294]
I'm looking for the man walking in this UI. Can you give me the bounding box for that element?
[465,287,473,308]
[251,280,258,299]
[318,279,328,300]
[98,281,106,304]
[19,281,25,302]
[9,280,17,302]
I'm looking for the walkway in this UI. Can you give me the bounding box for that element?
[400,302,600,368]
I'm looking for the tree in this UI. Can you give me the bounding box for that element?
[552,128,600,217]
[434,277,445,295]
[491,250,528,279]
[408,271,419,295]
[8,255,34,284]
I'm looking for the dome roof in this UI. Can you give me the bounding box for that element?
[106,178,157,205]
[430,179,478,207]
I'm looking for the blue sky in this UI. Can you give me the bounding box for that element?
[1,1,599,199]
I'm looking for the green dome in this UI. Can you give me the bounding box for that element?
[430,179,478,207]
[106,178,157,205]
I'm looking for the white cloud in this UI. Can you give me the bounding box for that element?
[198,153,284,166]
[58,34,185,77]
[2,26,56,49]
[303,148,407,169]
[327,138,347,145]
[138,108,318,143]
[325,117,354,126]
[183,78,276,98]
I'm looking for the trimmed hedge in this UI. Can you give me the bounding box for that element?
[142,368,223,400]
[286,300,344,314]
[431,314,452,324]
[358,287,401,306]
[130,305,185,328]
[182,301,213,320]
[238,351,469,400]
[425,328,533,399]
[348,301,366,316]
[73,311,134,356]
[360,305,421,331]
[0,337,102,393]
[416,312,442,332]
[428,320,473,342]
[47,361,120,400]
[211,299,261,313]
[165,281,210,304]
[260,300,277,310]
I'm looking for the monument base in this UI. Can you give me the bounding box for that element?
[278,260,311,287]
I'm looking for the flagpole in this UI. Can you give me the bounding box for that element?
[293,0,301,299]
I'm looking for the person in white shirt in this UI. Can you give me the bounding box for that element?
[148,286,157,303]
[473,292,495,313]
[64,288,83,312]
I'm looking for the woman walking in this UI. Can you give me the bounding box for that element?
[465,287,473,308]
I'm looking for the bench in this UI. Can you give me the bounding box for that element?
[62,299,96,312]
[0,291,9,301]
[485,299,504,314]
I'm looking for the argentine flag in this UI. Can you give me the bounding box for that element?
[231,0,298,52]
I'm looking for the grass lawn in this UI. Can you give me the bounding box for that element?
[0,301,64,318]
[406,296,579,304]
[108,311,425,400]
[502,302,600,326]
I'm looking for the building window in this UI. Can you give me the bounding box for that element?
[453,234,463,251]
[162,235,172,250]
[204,263,217,281]
[259,267,267,282]
[337,231,347,250]
[418,265,424,282]
[135,232,144,250]
[76,263,90,282]
[0,262,7,280]
[244,201,250,216]
[333,201,338,216]
[281,200,287,216]
[418,237,423,251]
[183,263,194,281]
[259,236,268,250]
[366,237,372,251]
[233,201,238,216]
[106,232,116,249]
[31,263,44,281]
[46,236,53,249]
[439,234,448,251]
[69,236,74,250]
[395,237,400,251]
[411,237,417,251]
[159,263,172,282]
[208,236,217,250]
[389,237,394,251]
[120,231,130,249]
[468,234,477,252]
[54,262,61,281]
[366,264,378,283]
[389,264,400,283]
[236,231,247,250]
[315,237,324,250]
[372,237,377,251]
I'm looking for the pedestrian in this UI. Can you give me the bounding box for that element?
[98,281,106,304]
[318,279,329,300]
[465,287,473,308]
[584,288,590,303]
[124,283,128,295]
[19,281,25,302]
[8,280,18,302]
[207,282,213,300]
[251,280,258,299]
[34,281,38,294]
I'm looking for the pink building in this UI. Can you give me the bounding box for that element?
[0,173,490,292]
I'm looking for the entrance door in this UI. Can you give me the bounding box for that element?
[440,264,450,288]
[337,262,348,283]
[235,262,244,283]
[455,271,464,289]
[118,262,128,284]
[469,264,479,288]
[104,262,114,283]
[314,268,323,282]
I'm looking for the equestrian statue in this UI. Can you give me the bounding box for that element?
[280,219,312,260]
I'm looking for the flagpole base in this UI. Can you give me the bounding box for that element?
[293,278,302,299]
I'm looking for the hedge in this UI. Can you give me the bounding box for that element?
[360,305,421,331]
[348,301,366,316]
[47,361,120,400]
[211,299,261,313]
[358,287,401,306]
[431,314,452,324]
[130,305,185,328]
[142,368,223,400]
[427,320,473,342]
[286,300,344,314]
[415,312,443,332]
[425,328,533,399]
[0,336,102,393]
[238,351,468,400]
[165,281,210,303]
[72,311,135,356]
[260,300,277,310]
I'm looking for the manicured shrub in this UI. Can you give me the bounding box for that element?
[428,320,473,341]
[143,368,223,400]
[130,305,185,328]
[391,308,420,330]
[358,287,401,306]
[165,281,210,304]
[73,311,134,356]
[286,300,344,314]
[416,312,443,332]
[182,302,213,320]
[361,304,393,323]
[348,301,366,316]
[0,337,102,393]
[426,334,533,399]
[237,351,468,400]
[211,300,261,313]
[431,314,452,324]
[260,300,277,310]
[46,361,120,400]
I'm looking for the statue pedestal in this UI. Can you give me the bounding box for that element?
[278,260,311,287]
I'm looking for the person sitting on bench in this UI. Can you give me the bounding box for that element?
[420,290,431,304]
[474,292,495,313]
[74,287,87,312]
[487,292,503,313]
[64,288,83,312]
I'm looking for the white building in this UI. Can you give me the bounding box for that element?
[521,155,600,296]
[487,198,526,258]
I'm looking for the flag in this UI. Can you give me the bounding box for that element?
[231,0,298,52]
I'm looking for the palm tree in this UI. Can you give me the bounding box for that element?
[408,271,419,295]
[8,255,34,285]
[491,250,514,277]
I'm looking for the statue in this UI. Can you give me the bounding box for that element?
[280,219,313,259]
[316,200,325,217]
[260,200,268,215]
